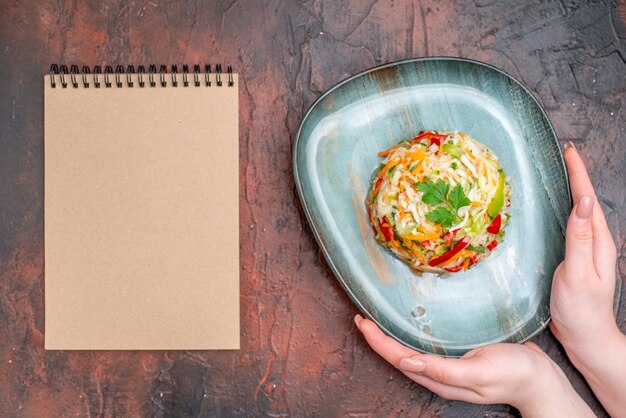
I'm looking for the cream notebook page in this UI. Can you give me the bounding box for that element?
[44,70,239,349]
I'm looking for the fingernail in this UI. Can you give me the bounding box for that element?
[563,141,575,150]
[576,195,593,220]
[354,314,364,329]
[399,357,426,373]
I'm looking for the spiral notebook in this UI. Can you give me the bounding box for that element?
[44,64,239,350]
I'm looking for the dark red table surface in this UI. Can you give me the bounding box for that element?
[1,1,625,416]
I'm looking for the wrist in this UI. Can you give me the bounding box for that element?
[512,356,592,418]
[568,328,626,403]
[508,354,558,411]
[563,323,623,373]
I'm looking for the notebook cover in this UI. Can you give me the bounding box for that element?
[44,73,239,349]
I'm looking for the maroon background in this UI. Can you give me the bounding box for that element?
[1,0,625,416]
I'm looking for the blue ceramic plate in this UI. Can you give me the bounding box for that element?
[294,58,570,357]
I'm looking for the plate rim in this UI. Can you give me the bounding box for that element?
[293,56,570,356]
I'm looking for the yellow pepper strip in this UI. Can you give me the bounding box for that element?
[409,148,427,161]
[394,242,411,258]
[400,212,413,221]
[378,145,398,157]
[403,231,441,241]
[411,161,423,176]
[418,223,441,235]
[378,158,400,178]
[471,201,481,207]
[399,249,412,259]
[463,258,470,271]
[408,243,426,261]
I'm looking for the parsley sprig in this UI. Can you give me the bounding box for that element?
[416,179,471,228]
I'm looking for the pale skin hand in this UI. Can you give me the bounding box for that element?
[550,143,625,418]
[355,315,594,417]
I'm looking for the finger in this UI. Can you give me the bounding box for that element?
[563,144,617,278]
[402,371,483,403]
[398,353,482,388]
[549,322,562,341]
[523,341,544,354]
[564,144,601,211]
[564,196,596,278]
[357,316,488,395]
[356,317,483,401]
[355,316,421,366]
[357,317,485,388]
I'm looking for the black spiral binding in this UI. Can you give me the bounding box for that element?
[115,65,124,87]
[148,64,157,87]
[137,65,145,87]
[126,65,134,87]
[182,64,189,87]
[59,65,68,88]
[70,65,79,87]
[49,64,235,88]
[94,66,102,88]
[204,64,212,87]
[81,66,90,88]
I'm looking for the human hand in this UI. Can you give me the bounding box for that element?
[549,143,620,364]
[355,315,594,417]
[548,143,626,417]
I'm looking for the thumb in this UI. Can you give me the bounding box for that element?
[399,354,477,387]
[549,322,562,341]
[564,195,595,278]
[523,341,544,354]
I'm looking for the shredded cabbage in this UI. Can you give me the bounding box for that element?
[366,131,512,275]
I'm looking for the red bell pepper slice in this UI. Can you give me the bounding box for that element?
[444,264,464,273]
[378,216,395,241]
[428,237,470,266]
[443,229,458,246]
[486,214,501,234]
[410,132,448,147]
[487,240,498,251]
[468,252,481,267]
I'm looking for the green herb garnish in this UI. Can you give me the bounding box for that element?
[416,179,472,228]
[467,245,485,253]
[448,184,472,211]
[426,207,457,227]
[416,179,449,206]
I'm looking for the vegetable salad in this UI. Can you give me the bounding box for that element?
[366,131,511,274]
